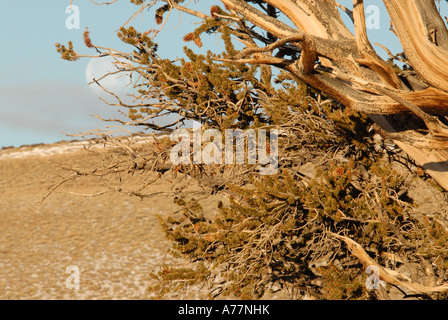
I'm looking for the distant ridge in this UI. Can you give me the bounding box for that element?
[0,131,169,160]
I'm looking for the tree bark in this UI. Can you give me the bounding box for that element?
[220,0,448,190]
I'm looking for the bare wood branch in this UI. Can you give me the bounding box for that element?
[352,0,404,89]
[336,2,354,22]
[329,232,448,294]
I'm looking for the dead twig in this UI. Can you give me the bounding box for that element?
[329,232,448,295]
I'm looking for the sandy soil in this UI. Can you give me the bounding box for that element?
[1,138,447,300]
[0,139,221,299]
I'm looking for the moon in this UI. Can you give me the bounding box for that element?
[85,56,132,96]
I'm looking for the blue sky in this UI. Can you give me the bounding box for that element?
[0,0,446,148]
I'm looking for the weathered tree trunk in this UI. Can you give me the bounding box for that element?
[220,0,448,189]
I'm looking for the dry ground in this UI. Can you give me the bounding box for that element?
[1,137,448,300]
[0,139,223,299]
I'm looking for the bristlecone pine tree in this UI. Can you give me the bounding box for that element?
[56,0,448,299]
